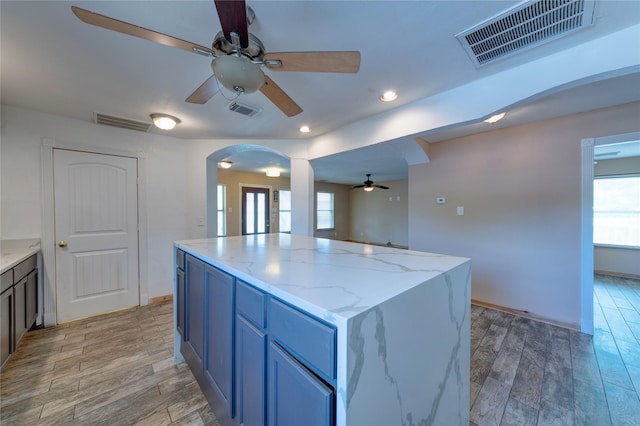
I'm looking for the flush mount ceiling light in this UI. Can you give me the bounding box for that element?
[266,168,280,177]
[218,161,233,169]
[150,113,181,130]
[379,90,398,102]
[299,125,311,133]
[484,112,506,124]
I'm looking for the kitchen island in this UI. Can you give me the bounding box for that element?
[174,234,470,426]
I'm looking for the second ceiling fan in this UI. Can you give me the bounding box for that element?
[71,1,361,117]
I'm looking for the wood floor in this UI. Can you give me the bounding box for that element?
[1,275,639,425]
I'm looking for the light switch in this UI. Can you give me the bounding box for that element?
[457,206,464,216]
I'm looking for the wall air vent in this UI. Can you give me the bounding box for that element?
[227,101,263,117]
[93,112,152,132]
[456,0,596,67]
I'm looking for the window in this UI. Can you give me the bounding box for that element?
[217,184,226,236]
[279,190,291,233]
[594,175,640,247]
[316,192,334,230]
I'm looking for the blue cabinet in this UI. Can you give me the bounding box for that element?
[185,254,205,366]
[204,264,235,417]
[236,315,267,426]
[176,251,336,426]
[269,342,334,426]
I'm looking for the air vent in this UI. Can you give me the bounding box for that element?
[456,0,596,67]
[93,112,152,132]
[227,101,263,117]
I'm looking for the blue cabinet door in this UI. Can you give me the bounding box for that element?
[185,255,205,364]
[236,315,267,426]
[176,267,185,339]
[204,264,235,417]
[268,342,333,426]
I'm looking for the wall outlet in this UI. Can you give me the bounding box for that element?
[457,206,464,216]
[436,197,446,205]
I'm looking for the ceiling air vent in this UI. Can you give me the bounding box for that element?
[456,0,596,67]
[227,101,263,117]
[93,112,152,132]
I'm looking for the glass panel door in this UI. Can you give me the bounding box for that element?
[242,187,270,235]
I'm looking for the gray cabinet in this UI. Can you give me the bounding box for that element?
[1,254,38,369]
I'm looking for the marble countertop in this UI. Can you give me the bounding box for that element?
[175,234,469,324]
[1,239,41,274]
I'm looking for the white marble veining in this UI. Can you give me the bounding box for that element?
[175,234,468,323]
[1,239,41,274]
[175,234,471,426]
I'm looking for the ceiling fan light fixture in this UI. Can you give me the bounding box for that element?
[150,113,180,130]
[364,186,375,192]
[380,90,398,102]
[218,161,233,169]
[212,55,265,94]
[484,112,506,124]
[299,125,310,133]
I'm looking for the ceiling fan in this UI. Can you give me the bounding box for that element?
[71,1,361,117]
[350,174,389,191]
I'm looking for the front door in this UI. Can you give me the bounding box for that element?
[242,187,270,235]
[53,149,139,322]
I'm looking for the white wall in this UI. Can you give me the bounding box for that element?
[0,105,189,298]
[408,102,640,328]
[349,179,408,246]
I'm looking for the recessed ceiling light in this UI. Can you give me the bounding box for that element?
[218,161,233,169]
[379,90,398,102]
[150,113,181,130]
[484,112,506,124]
[299,125,311,133]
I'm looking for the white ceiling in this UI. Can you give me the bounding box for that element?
[2,1,639,185]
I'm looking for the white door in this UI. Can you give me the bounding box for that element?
[54,149,139,322]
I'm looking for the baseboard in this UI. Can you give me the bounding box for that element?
[150,294,173,304]
[471,299,580,331]
[595,270,640,280]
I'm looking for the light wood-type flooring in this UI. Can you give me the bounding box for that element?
[2,274,639,425]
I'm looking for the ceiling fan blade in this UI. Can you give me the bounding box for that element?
[350,185,366,189]
[374,185,390,190]
[214,0,249,48]
[263,52,361,73]
[260,76,303,117]
[71,6,215,56]
[186,75,221,104]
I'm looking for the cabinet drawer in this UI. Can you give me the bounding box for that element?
[176,249,185,270]
[13,255,37,282]
[269,299,335,380]
[1,270,13,294]
[236,280,266,329]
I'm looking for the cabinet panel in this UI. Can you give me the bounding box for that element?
[236,315,267,426]
[14,278,27,344]
[268,342,333,426]
[26,270,37,330]
[176,268,185,338]
[236,280,266,330]
[204,264,235,416]
[270,299,336,381]
[185,255,205,364]
[1,270,13,294]
[1,289,13,367]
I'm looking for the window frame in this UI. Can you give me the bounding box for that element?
[316,191,335,231]
[593,173,640,249]
[217,184,227,237]
[278,189,292,233]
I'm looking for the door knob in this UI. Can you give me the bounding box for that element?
[58,240,68,248]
